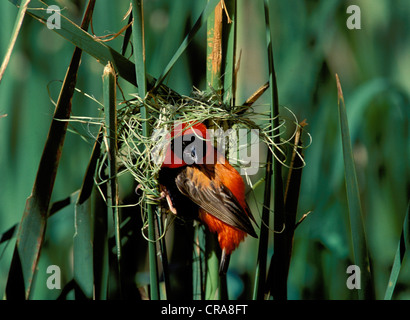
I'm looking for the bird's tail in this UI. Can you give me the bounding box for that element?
[219,249,231,275]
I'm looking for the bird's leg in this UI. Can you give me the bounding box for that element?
[136,184,177,215]
[164,192,177,215]
[159,186,178,215]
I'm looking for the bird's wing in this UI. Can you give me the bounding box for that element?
[175,166,257,238]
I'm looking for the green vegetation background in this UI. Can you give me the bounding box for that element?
[0,0,409,299]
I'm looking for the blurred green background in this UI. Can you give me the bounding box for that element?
[1,0,409,299]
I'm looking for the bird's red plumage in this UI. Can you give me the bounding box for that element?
[159,122,256,272]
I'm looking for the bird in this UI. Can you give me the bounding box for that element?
[158,121,257,274]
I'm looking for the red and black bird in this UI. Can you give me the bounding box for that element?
[158,122,257,274]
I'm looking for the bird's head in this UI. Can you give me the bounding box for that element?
[161,122,213,168]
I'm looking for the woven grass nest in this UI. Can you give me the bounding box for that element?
[108,89,310,215]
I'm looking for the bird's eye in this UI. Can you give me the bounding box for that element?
[190,146,196,159]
